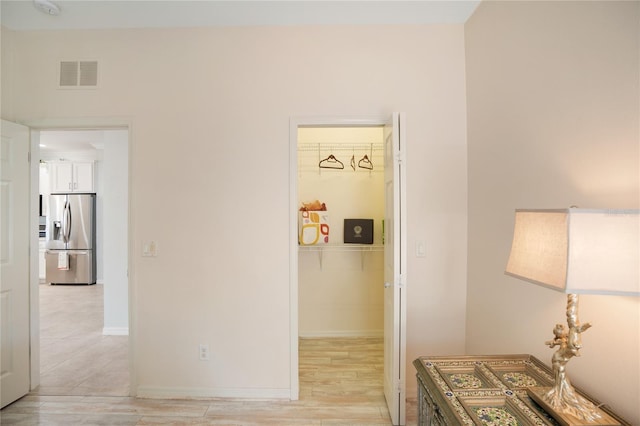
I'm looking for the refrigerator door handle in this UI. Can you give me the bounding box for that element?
[61,201,67,243]
[63,201,71,243]
[47,250,89,255]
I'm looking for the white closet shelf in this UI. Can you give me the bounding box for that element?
[298,244,384,270]
[298,244,384,252]
[298,143,384,152]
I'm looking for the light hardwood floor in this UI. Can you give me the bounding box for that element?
[37,283,129,396]
[1,284,417,425]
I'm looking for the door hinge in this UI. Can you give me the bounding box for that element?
[398,274,406,289]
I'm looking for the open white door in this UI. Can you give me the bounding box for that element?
[1,120,31,408]
[383,112,407,425]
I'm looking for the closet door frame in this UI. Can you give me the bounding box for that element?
[288,114,405,404]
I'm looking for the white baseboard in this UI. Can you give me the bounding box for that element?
[103,327,129,335]
[298,330,383,338]
[136,386,291,400]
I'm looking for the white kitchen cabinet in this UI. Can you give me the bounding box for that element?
[50,161,94,193]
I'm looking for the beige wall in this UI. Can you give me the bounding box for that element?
[465,1,639,423]
[2,24,469,399]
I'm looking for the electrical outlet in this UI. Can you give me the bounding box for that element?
[199,344,210,361]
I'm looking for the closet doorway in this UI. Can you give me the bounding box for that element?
[289,114,407,425]
[297,126,385,337]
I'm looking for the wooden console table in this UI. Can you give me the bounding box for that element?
[413,354,630,426]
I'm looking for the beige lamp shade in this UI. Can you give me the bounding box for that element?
[505,209,640,296]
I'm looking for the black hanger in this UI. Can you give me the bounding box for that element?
[319,154,344,169]
[358,155,373,170]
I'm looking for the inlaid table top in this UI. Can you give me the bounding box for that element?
[413,354,630,426]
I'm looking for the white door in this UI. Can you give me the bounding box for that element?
[383,113,407,425]
[1,120,31,408]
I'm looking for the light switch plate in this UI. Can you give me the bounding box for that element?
[142,241,158,257]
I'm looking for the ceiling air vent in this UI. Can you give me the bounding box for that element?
[59,61,98,88]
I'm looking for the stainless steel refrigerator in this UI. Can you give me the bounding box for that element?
[45,193,96,285]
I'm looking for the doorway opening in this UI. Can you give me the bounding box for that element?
[289,114,407,425]
[33,128,130,397]
[296,124,385,406]
[297,126,385,337]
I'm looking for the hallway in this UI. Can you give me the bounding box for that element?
[37,283,129,396]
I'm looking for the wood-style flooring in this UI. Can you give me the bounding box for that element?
[37,283,129,396]
[1,284,416,425]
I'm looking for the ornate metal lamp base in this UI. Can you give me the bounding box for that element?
[528,387,620,426]
[529,294,622,426]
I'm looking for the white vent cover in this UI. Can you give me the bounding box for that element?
[59,61,98,88]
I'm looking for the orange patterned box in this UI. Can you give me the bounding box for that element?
[298,211,329,245]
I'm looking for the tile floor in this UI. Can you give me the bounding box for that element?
[1,284,417,425]
[37,283,129,396]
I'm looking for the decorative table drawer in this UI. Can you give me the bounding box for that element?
[413,355,630,426]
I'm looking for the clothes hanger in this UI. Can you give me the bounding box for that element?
[319,154,344,169]
[358,154,373,170]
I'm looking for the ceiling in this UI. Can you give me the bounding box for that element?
[39,130,104,152]
[1,1,480,31]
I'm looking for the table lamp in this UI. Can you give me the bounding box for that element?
[505,208,639,426]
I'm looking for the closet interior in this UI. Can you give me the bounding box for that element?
[297,126,385,337]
